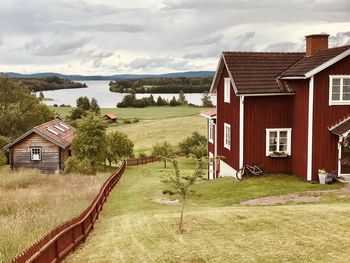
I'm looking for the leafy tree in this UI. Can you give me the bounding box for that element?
[90,97,100,115]
[105,131,134,166]
[201,91,214,107]
[178,90,188,105]
[69,107,86,121]
[189,144,207,160]
[0,136,11,149]
[162,158,205,233]
[169,96,180,106]
[156,96,169,106]
[0,76,54,139]
[179,132,207,156]
[72,113,107,168]
[152,141,173,168]
[76,96,90,111]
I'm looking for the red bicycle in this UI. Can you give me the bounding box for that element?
[236,164,264,180]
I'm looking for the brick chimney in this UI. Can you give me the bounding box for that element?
[305,34,330,57]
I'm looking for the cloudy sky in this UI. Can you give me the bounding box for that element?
[0,0,349,75]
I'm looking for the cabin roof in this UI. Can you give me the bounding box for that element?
[104,114,118,119]
[280,45,350,78]
[3,118,75,150]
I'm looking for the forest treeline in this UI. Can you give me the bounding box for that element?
[12,76,87,92]
[109,77,212,93]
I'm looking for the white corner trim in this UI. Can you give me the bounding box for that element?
[239,96,244,169]
[307,76,314,181]
[305,49,350,78]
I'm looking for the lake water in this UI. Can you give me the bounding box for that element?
[38,80,216,108]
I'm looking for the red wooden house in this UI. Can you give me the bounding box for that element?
[203,34,350,182]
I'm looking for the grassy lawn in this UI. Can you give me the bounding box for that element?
[109,115,207,155]
[65,158,348,263]
[0,167,111,262]
[51,106,212,120]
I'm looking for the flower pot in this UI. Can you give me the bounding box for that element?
[318,172,327,184]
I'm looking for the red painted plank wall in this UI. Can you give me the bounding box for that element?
[216,66,240,170]
[312,56,350,180]
[290,80,309,180]
[244,96,292,173]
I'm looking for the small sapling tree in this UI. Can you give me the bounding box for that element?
[162,158,205,233]
[152,141,173,168]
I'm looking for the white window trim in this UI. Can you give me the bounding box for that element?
[265,128,292,156]
[329,75,350,106]
[31,147,42,161]
[224,123,231,150]
[208,120,215,144]
[224,78,231,103]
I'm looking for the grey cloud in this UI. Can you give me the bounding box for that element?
[25,36,90,57]
[264,42,303,52]
[128,57,189,70]
[330,31,350,46]
[79,50,115,68]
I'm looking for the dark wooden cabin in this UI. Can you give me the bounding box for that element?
[3,117,74,173]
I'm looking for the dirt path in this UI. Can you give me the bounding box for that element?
[240,183,350,206]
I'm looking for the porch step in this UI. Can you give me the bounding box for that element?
[338,175,350,183]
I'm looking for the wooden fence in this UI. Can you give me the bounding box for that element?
[12,162,126,263]
[126,152,186,166]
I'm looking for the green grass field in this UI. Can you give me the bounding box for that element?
[110,115,207,155]
[65,159,348,263]
[51,106,211,120]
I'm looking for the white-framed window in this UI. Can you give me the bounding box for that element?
[31,148,42,161]
[224,123,231,150]
[265,128,291,156]
[329,75,350,105]
[208,120,215,143]
[224,78,231,103]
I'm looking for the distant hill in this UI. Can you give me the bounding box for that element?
[1,71,215,81]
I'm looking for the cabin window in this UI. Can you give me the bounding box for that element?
[330,76,350,105]
[224,78,231,103]
[265,129,291,156]
[224,123,231,150]
[31,148,42,161]
[208,120,215,143]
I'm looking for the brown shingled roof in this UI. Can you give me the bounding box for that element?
[222,52,305,94]
[3,118,75,150]
[280,45,350,77]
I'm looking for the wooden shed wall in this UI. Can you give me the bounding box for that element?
[312,55,350,181]
[11,133,61,173]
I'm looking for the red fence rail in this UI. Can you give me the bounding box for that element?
[126,152,186,166]
[11,162,127,263]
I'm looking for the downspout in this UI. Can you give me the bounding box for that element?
[307,76,314,181]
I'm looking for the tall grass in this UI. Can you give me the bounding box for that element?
[0,167,110,262]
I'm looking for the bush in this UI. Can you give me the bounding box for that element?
[138,152,147,158]
[179,131,207,156]
[169,96,180,106]
[64,156,80,174]
[132,118,139,123]
[0,152,7,166]
[78,158,95,175]
[64,157,96,175]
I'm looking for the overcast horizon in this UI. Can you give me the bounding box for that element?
[0,0,349,75]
